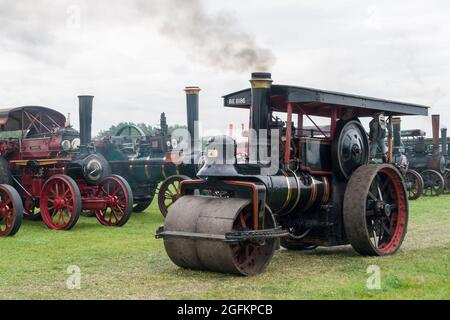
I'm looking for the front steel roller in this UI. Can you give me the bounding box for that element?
[163,196,277,276]
[344,164,408,256]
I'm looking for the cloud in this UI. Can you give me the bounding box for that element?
[0,0,449,136]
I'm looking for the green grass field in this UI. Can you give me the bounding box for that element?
[0,196,449,300]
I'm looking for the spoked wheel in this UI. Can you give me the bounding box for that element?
[158,175,190,217]
[40,175,81,231]
[421,169,445,196]
[95,175,133,227]
[229,206,277,275]
[344,164,408,256]
[163,196,277,275]
[0,185,23,237]
[404,169,424,200]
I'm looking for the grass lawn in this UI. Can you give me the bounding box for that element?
[0,196,449,300]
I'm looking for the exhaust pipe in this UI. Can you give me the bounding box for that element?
[78,95,94,154]
[432,114,440,155]
[392,117,402,153]
[250,72,273,162]
[160,112,168,137]
[441,127,448,156]
[184,87,201,160]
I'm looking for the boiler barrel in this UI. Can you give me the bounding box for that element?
[262,170,330,216]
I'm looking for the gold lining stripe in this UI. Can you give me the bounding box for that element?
[285,169,301,215]
[144,164,150,179]
[176,164,180,175]
[161,165,167,179]
[276,170,292,214]
[305,177,317,210]
[321,176,330,204]
[10,159,69,166]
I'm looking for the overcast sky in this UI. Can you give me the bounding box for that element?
[0,0,449,137]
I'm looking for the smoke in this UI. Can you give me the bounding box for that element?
[1,0,275,71]
[142,0,276,72]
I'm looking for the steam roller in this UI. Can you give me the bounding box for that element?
[157,72,429,276]
[164,196,277,275]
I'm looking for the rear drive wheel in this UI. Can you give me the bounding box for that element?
[0,184,23,237]
[40,175,81,230]
[404,169,424,200]
[344,164,408,256]
[421,169,445,196]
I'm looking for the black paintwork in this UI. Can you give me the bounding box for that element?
[224,85,429,117]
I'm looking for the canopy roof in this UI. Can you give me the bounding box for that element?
[223,85,429,117]
[0,106,66,132]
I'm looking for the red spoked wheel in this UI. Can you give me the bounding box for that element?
[40,175,81,230]
[0,184,23,237]
[95,175,133,227]
[344,164,408,256]
[229,206,277,275]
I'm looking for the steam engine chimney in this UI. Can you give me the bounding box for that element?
[78,95,94,154]
[250,72,273,162]
[160,112,168,137]
[184,87,201,160]
[441,127,448,156]
[432,114,440,156]
[392,117,402,154]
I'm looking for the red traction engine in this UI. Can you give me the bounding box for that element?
[156,73,429,276]
[0,97,133,237]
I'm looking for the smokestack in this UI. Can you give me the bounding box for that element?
[250,72,272,163]
[160,112,168,136]
[184,87,201,159]
[441,127,448,156]
[432,114,440,155]
[78,95,94,154]
[392,117,402,153]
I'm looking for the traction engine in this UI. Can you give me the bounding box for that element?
[156,72,428,275]
[402,115,449,195]
[94,87,204,215]
[0,97,133,237]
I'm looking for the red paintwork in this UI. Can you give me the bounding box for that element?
[21,135,64,158]
[377,167,408,254]
[0,108,129,230]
